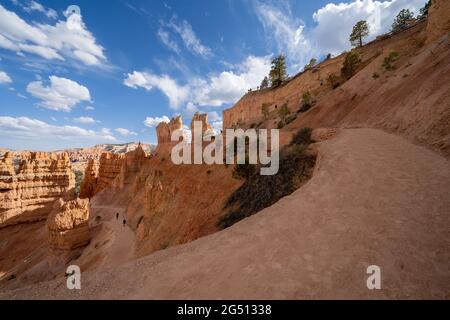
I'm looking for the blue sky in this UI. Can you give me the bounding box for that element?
[0,0,427,150]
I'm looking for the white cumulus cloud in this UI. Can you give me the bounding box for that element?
[144,116,170,128]
[26,75,91,112]
[124,55,271,109]
[0,70,12,84]
[311,0,427,55]
[124,71,189,108]
[254,0,427,71]
[0,116,117,143]
[0,4,106,66]
[115,128,137,137]
[73,116,99,124]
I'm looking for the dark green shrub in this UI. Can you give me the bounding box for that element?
[372,72,380,79]
[278,103,290,123]
[326,73,339,89]
[382,51,399,71]
[219,134,316,229]
[299,91,314,113]
[341,51,361,79]
[277,120,284,129]
[232,156,256,180]
[290,127,313,146]
[285,114,296,125]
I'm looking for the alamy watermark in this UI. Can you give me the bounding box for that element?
[366,265,381,290]
[170,121,280,175]
[66,265,81,290]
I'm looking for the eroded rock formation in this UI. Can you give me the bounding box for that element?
[79,144,148,198]
[0,152,75,227]
[47,198,90,250]
[93,153,125,195]
[79,159,99,199]
[191,112,213,136]
[156,116,184,145]
[117,143,147,189]
[155,116,185,155]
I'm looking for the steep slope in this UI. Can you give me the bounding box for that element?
[288,32,450,157]
[224,20,450,157]
[2,128,449,299]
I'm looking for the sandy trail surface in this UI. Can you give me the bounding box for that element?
[91,206,135,267]
[1,128,449,299]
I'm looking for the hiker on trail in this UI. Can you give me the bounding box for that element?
[123,219,126,226]
[116,212,119,220]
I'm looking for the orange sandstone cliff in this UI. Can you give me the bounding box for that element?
[47,198,90,251]
[0,152,75,227]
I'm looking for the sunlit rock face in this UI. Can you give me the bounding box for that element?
[0,152,75,227]
[47,198,90,250]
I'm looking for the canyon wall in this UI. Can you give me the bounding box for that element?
[47,198,90,250]
[0,152,75,227]
[117,143,147,189]
[222,19,434,131]
[222,55,346,129]
[93,153,125,195]
[79,159,99,199]
[426,0,450,44]
[80,144,148,198]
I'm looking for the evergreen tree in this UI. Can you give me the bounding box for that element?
[260,76,269,89]
[269,55,288,87]
[418,0,431,19]
[349,20,369,47]
[304,58,317,71]
[391,9,414,32]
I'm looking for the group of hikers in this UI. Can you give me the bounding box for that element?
[116,212,126,226]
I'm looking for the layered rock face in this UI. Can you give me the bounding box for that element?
[0,152,75,227]
[117,143,147,189]
[79,144,148,198]
[426,0,450,44]
[155,116,185,154]
[93,153,125,195]
[79,159,99,199]
[47,198,90,250]
[191,112,213,136]
[156,116,184,144]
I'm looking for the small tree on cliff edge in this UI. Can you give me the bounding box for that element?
[260,76,269,89]
[269,55,288,87]
[391,9,414,32]
[417,0,431,20]
[304,58,317,71]
[349,20,369,47]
